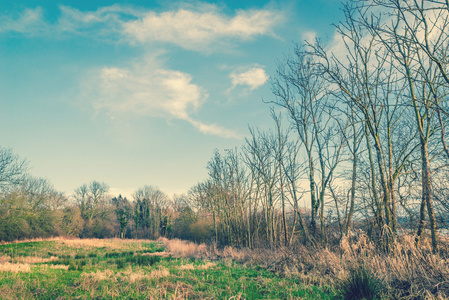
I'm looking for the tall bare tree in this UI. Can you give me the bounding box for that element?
[271,48,344,243]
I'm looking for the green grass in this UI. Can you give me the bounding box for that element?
[0,241,56,258]
[0,238,339,299]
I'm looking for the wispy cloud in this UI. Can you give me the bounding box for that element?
[86,55,240,139]
[230,66,269,90]
[0,4,283,52]
[188,119,241,139]
[56,5,139,38]
[0,7,49,35]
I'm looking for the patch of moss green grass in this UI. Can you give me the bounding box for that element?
[0,241,56,258]
[0,239,338,299]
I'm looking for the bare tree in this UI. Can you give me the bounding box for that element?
[0,147,28,192]
[270,48,344,243]
[74,180,109,222]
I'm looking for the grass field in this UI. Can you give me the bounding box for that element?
[0,238,338,299]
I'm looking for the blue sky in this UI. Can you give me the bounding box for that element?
[0,0,343,198]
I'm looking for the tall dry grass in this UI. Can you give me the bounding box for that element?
[159,234,449,299]
[158,237,211,259]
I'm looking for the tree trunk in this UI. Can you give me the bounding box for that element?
[421,142,438,253]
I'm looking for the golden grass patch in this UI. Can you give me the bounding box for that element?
[126,270,151,283]
[158,237,210,259]
[49,264,69,270]
[59,238,125,249]
[150,266,170,278]
[0,262,31,273]
[12,256,59,264]
[58,237,162,252]
[0,255,11,263]
[141,251,170,257]
[198,262,216,270]
[179,263,195,270]
[82,269,115,282]
[179,262,217,271]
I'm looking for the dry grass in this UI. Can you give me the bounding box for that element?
[0,255,11,263]
[149,266,170,278]
[198,262,216,270]
[225,234,448,300]
[178,263,195,270]
[158,237,211,259]
[158,238,207,258]
[0,262,32,273]
[12,256,59,264]
[48,264,69,270]
[141,251,171,257]
[178,262,216,271]
[57,237,156,250]
[159,234,449,299]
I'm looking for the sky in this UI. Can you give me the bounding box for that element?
[0,0,343,199]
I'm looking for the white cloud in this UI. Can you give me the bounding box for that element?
[188,119,241,139]
[87,55,240,139]
[122,7,282,51]
[230,67,269,90]
[95,60,203,119]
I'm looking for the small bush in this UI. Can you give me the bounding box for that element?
[120,251,134,257]
[115,258,125,269]
[339,267,385,300]
[105,252,119,258]
[54,258,71,266]
[126,255,160,266]
[68,264,77,271]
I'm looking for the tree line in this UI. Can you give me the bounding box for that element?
[1,0,449,254]
[0,148,208,242]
